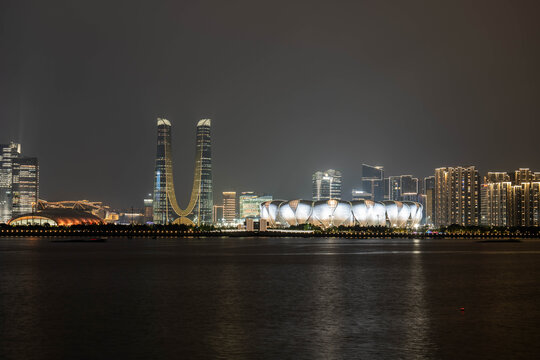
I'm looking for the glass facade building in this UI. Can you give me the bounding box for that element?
[239,192,272,219]
[152,118,213,225]
[423,176,435,225]
[153,118,175,224]
[389,175,419,201]
[11,157,39,216]
[312,169,342,201]
[1,142,39,223]
[193,119,213,225]
[359,164,385,202]
[0,142,21,222]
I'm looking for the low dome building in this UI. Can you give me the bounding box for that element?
[260,199,423,229]
[8,209,103,226]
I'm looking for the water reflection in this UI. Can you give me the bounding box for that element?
[207,263,249,359]
[2,237,540,359]
[309,239,343,359]
[402,244,434,358]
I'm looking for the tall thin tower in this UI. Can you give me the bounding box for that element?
[193,119,213,225]
[153,118,175,224]
[152,118,213,225]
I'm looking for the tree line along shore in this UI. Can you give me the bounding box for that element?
[0,224,539,239]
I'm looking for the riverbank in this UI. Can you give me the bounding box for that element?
[1,227,538,239]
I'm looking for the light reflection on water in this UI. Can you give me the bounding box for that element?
[0,237,540,359]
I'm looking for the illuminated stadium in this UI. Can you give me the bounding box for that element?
[8,208,103,226]
[260,199,423,229]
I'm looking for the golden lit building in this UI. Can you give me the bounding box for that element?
[481,169,540,227]
[222,191,236,223]
[434,166,480,227]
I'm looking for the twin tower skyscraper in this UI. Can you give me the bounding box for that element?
[153,118,213,225]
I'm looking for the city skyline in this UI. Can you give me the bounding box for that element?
[2,0,540,209]
[3,126,540,212]
[3,2,540,358]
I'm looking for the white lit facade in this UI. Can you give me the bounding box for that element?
[260,199,423,229]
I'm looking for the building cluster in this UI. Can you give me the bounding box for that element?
[3,118,539,230]
[313,165,422,204]
[0,142,39,223]
[213,191,273,226]
[7,199,152,226]
[306,165,540,228]
[142,118,540,230]
[480,168,540,227]
[427,166,540,227]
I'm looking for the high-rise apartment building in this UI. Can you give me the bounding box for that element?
[513,168,533,184]
[239,192,272,219]
[222,191,237,223]
[434,166,480,226]
[312,170,342,201]
[482,169,540,227]
[11,157,39,216]
[152,118,213,225]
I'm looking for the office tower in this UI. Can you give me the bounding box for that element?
[360,164,384,201]
[153,118,175,224]
[389,175,419,201]
[222,191,237,223]
[0,142,21,222]
[152,118,213,225]
[143,195,153,223]
[312,169,342,201]
[383,177,390,200]
[423,176,435,225]
[193,119,213,225]
[482,169,540,227]
[239,192,272,219]
[11,157,39,217]
[401,176,419,195]
[434,166,480,227]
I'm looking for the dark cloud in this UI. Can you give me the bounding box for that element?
[1,0,539,208]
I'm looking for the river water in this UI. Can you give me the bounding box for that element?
[1,237,539,359]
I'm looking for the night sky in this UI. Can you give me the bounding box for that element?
[1,0,539,209]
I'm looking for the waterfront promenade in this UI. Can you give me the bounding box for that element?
[1,225,538,239]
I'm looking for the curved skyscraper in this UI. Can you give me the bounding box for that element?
[153,118,213,225]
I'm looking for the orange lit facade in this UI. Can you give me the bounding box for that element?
[8,209,103,226]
